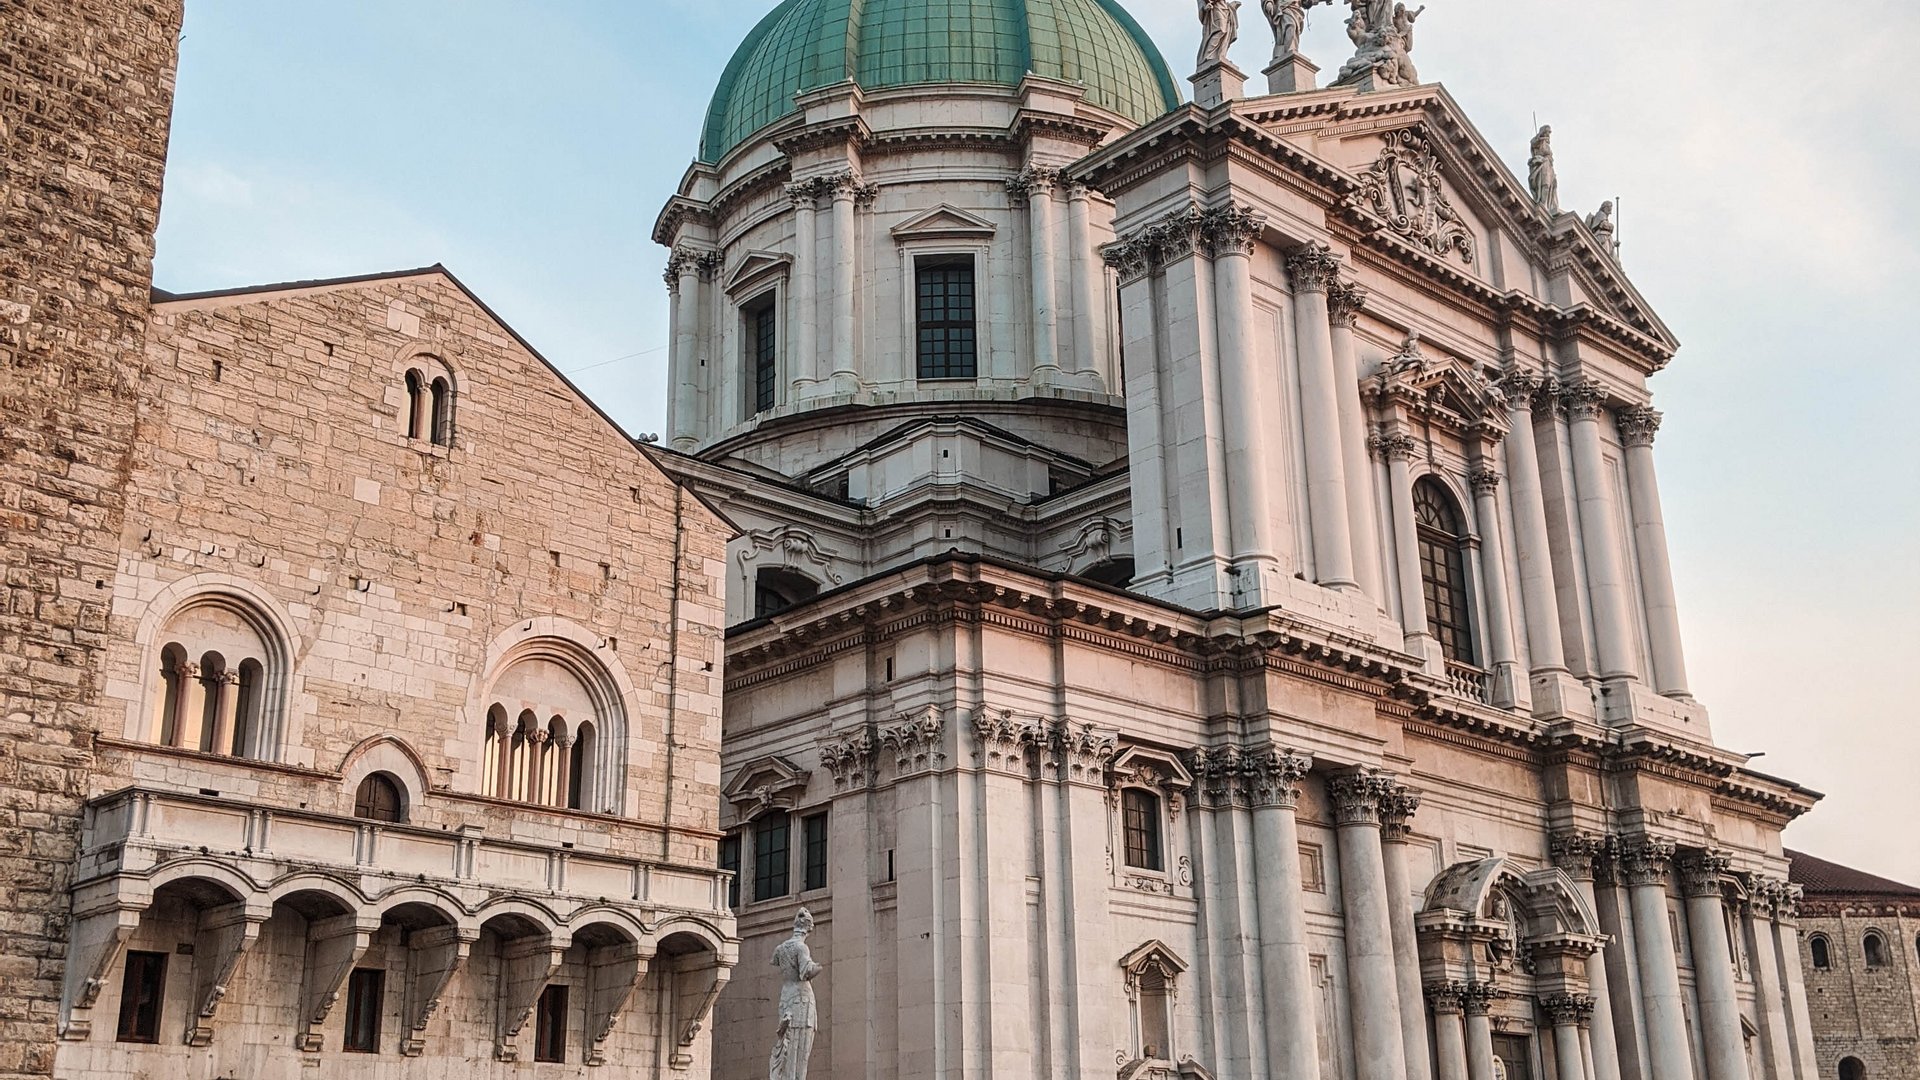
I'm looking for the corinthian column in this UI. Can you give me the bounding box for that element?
[1288,244,1358,591]
[1377,431,1437,663]
[1067,183,1102,381]
[1550,833,1624,1080]
[1329,280,1384,604]
[1011,166,1062,380]
[1468,464,1522,704]
[1772,886,1821,1080]
[1620,838,1692,1080]
[1541,995,1598,1080]
[1330,770,1410,1080]
[1213,207,1279,571]
[667,249,704,451]
[1380,786,1433,1080]
[1246,747,1322,1080]
[1681,852,1750,1080]
[1463,984,1501,1080]
[1496,371,1567,675]
[1742,879,1798,1080]
[785,180,821,391]
[1617,406,1691,698]
[1429,985,1471,1080]
[828,172,864,382]
[1562,380,1639,683]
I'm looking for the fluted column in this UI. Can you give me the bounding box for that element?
[1377,431,1437,662]
[829,172,862,381]
[1288,244,1358,590]
[1429,985,1472,1080]
[1563,381,1639,682]
[1329,280,1385,604]
[1469,464,1522,704]
[1617,406,1691,698]
[1742,879,1798,1080]
[667,250,703,450]
[1463,984,1500,1080]
[786,180,821,391]
[1772,886,1821,1080]
[1542,995,1598,1080]
[1681,852,1750,1080]
[1067,183,1101,380]
[1012,166,1062,380]
[1550,833,1625,1080]
[1214,209,1279,570]
[1621,838,1693,1080]
[1331,770,1410,1080]
[1496,371,1567,673]
[1247,748,1322,1080]
[209,669,241,757]
[1381,786,1432,1080]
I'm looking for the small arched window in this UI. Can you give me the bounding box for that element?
[429,376,453,447]
[353,773,406,823]
[1414,479,1476,665]
[754,567,820,618]
[480,645,619,812]
[147,595,283,760]
[1839,1057,1866,1080]
[1809,934,1831,970]
[1864,931,1889,969]
[404,369,426,439]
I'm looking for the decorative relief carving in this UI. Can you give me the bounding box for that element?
[1368,429,1420,462]
[1286,241,1343,292]
[818,727,878,792]
[664,246,724,291]
[1185,744,1247,809]
[1548,831,1609,882]
[1378,784,1421,842]
[1110,745,1195,814]
[1006,164,1062,202]
[1242,746,1313,810]
[1678,849,1734,899]
[1328,279,1370,328]
[878,708,946,776]
[1328,769,1398,827]
[1426,982,1467,1015]
[1045,720,1118,783]
[1495,369,1546,412]
[1468,466,1501,495]
[738,526,844,585]
[1557,378,1608,422]
[1616,405,1663,448]
[1537,992,1596,1027]
[1350,128,1475,264]
[1103,202,1272,282]
[1206,205,1266,258]
[971,709,1042,775]
[1461,982,1502,1017]
[1617,836,1677,888]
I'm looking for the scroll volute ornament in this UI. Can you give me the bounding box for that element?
[1351,128,1476,264]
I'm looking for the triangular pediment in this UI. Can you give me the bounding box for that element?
[890,203,998,241]
[723,249,792,296]
[723,754,811,815]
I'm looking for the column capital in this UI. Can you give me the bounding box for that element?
[1538,992,1597,1027]
[1616,405,1663,448]
[784,177,831,208]
[1772,881,1803,923]
[1038,719,1115,784]
[1618,836,1677,887]
[1202,204,1267,259]
[1558,378,1608,422]
[970,710,1042,775]
[1426,982,1468,1015]
[1461,982,1502,1016]
[1548,830,1610,882]
[1468,465,1502,496]
[1678,849,1734,899]
[1101,237,1156,285]
[1242,745,1313,809]
[1369,429,1421,462]
[1328,279,1370,327]
[1067,180,1093,203]
[1328,769,1397,827]
[1496,368,1547,411]
[1145,203,1210,263]
[1740,874,1789,919]
[1286,241,1343,292]
[175,661,203,680]
[826,169,877,204]
[1378,784,1421,842]
[1005,163,1062,202]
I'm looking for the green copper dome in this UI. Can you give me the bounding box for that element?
[701,0,1181,162]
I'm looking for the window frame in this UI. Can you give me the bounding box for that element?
[1121,788,1165,873]
[534,983,569,1064]
[115,949,168,1044]
[802,811,829,892]
[753,810,792,901]
[743,290,780,416]
[912,253,980,381]
[719,833,742,909]
[353,772,407,824]
[343,966,385,1053]
[1413,477,1478,666]
[1864,930,1890,969]
[1808,933,1832,970]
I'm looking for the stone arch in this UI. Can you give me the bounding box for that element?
[339,734,433,815]
[474,896,568,943]
[266,872,370,915]
[369,885,477,933]
[128,574,300,761]
[650,915,734,960]
[1417,857,1602,994]
[145,860,261,908]
[472,618,637,814]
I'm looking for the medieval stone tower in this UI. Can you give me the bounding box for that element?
[0,3,185,1077]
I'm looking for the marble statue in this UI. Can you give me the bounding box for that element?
[1197,0,1242,67]
[1586,200,1618,256]
[1528,125,1560,214]
[1263,0,1322,60]
[768,908,823,1080]
[1335,0,1422,87]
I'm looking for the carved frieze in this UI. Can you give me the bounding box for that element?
[1350,129,1475,264]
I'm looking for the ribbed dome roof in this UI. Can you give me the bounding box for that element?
[700,0,1181,162]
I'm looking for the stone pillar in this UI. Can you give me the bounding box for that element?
[1680,852,1749,1080]
[1246,748,1321,1080]
[1463,984,1501,1080]
[1429,985,1472,1080]
[1550,833,1626,1080]
[493,713,514,801]
[829,172,862,382]
[1562,381,1639,683]
[786,180,821,391]
[1213,208,1279,570]
[820,732,877,1080]
[551,732,573,809]
[1329,280,1385,604]
[1496,371,1568,674]
[1468,463,1523,705]
[1617,406,1691,698]
[1330,770,1410,1080]
[173,661,205,750]
[1067,183,1101,381]
[1620,838,1693,1080]
[668,250,703,451]
[1543,995,1599,1080]
[1742,879,1797,1080]
[1380,785,1432,1080]
[209,669,241,757]
[1013,166,1062,381]
[1288,244,1358,591]
[1377,431,1437,663]
[1195,746,1259,1077]
[1771,886,1820,1080]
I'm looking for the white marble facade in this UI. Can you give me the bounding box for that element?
[651,6,1823,1080]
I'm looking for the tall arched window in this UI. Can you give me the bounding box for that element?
[1414,479,1476,665]
[429,376,453,446]
[353,772,406,823]
[1864,931,1889,968]
[146,594,286,760]
[1809,934,1831,970]
[480,645,621,812]
[404,369,426,439]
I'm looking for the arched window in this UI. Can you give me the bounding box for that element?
[1864,931,1889,968]
[404,369,426,439]
[1808,934,1831,970]
[429,376,453,447]
[353,773,406,823]
[754,567,819,618]
[1839,1057,1865,1080]
[480,644,620,812]
[569,722,595,811]
[1414,479,1476,665]
[147,595,284,760]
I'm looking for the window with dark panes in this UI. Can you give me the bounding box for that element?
[534,984,568,1063]
[115,950,167,1043]
[343,967,384,1052]
[353,772,405,823]
[748,296,778,414]
[719,833,742,909]
[753,810,791,901]
[1414,479,1476,664]
[915,255,977,379]
[1122,788,1163,871]
[803,811,828,891]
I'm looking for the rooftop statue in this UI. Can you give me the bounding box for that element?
[768,908,823,1080]
[1587,200,1619,258]
[1528,125,1560,214]
[1198,0,1242,67]
[1263,0,1332,61]
[1335,0,1424,87]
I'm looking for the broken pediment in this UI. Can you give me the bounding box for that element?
[722,755,811,817]
[889,203,998,242]
[723,250,793,297]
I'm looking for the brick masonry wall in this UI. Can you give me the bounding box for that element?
[0,2,182,1077]
[1800,910,1920,1080]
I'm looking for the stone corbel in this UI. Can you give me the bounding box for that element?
[584,940,650,1066]
[296,913,378,1052]
[671,964,732,1070]
[184,902,270,1046]
[494,936,567,1061]
[58,902,148,1040]
[399,925,477,1057]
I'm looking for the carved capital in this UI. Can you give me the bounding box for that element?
[1426,982,1468,1015]
[1042,720,1116,784]
[1378,784,1421,842]
[1242,746,1313,810]
[1101,237,1154,284]
[1368,430,1420,462]
[1186,744,1247,809]
[970,710,1041,775]
[1558,378,1608,422]
[818,727,878,792]
[1616,405,1663,448]
[1328,279,1370,327]
[1461,982,1502,1017]
[1617,836,1677,888]
[1203,205,1267,258]
[1468,466,1501,496]
[1773,881,1803,923]
[1147,204,1209,263]
[1006,164,1061,202]
[1678,849,1734,899]
[1538,992,1596,1027]
[1549,831,1609,882]
[1328,770,1397,827]
[1286,242,1342,293]
[878,709,946,776]
[784,179,824,209]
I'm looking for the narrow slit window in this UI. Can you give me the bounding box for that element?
[343,967,384,1053]
[748,296,778,414]
[915,255,977,379]
[115,950,167,1044]
[720,833,742,909]
[802,811,828,891]
[753,810,791,901]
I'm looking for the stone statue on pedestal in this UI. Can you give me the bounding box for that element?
[1263,0,1325,61]
[1197,0,1242,67]
[1528,125,1560,214]
[768,909,823,1080]
[1334,0,1424,87]
[1586,200,1618,257]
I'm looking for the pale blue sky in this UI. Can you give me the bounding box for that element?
[155,1,1920,882]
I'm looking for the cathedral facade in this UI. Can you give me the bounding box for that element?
[650,3,1826,1080]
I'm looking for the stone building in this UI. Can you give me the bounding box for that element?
[645,2,1828,1080]
[2,5,736,1079]
[1790,850,1920,1080]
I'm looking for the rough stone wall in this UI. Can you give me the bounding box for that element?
[1801,909,1920,1080]
[0,2,182,1076]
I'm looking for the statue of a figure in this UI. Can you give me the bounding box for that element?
[768,909,823,1080]
[1263,0,1313,60]
[1336,0,1422,87]
[1197,0,1242,67]
[1586,200,1618,256]
[1528,125,1560,214]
